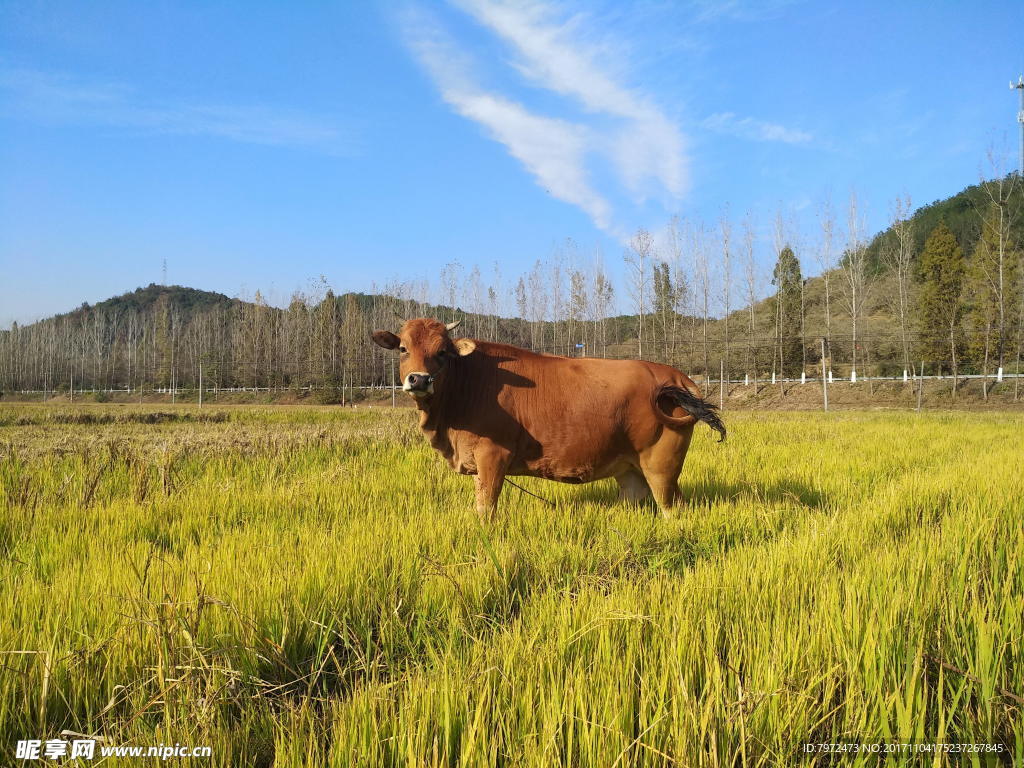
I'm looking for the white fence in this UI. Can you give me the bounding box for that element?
[8,370,1023,398]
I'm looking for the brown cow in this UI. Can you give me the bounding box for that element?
[371,317,725,517]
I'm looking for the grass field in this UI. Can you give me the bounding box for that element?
[1,404,1022,766]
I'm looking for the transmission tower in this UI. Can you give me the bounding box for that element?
[162,258,167,286]
[1013,75,1024,175]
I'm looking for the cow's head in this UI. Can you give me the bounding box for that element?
[371,318,476,399]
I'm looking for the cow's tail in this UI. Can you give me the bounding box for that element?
[652,384,727,442]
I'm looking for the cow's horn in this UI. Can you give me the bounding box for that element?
[446,319,462,332]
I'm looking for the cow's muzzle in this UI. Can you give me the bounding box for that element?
[403,372,434,397]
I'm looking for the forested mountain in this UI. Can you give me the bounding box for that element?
[64,284,240,318]
[863,175,1024,272]
[2,176,1022,396]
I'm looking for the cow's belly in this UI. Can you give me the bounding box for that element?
[510,436,637,484]
[515,461,632,484]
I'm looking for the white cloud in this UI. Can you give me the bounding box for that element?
[456,94,614,230]
[0,68,353,154]
[453,0,687,200]
[405,15,613,230]
[400,1,687,234]
[703,112,813,145]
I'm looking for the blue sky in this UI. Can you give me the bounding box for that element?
[1,0,1022,325]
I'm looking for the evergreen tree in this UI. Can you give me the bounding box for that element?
[916,222,966,379]
[771,245,803,372]
[652,261,679,362]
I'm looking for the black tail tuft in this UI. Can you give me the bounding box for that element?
[660,385,727,442]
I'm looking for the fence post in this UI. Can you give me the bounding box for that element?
[917,360,924,412]
[719,359,724,410]
[820,338,828,412]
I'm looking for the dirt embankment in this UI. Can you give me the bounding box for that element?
[707,377,1024,410]
[4,379,1023,411]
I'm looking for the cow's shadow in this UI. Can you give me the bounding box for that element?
[444,357,546,465]
[561,474,828,576]
[573,474,827,511]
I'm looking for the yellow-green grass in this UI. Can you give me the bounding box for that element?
[0,404,1021,767]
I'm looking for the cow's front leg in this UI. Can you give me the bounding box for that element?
[473,442,510,521]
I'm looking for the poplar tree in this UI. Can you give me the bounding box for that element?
[916,222,966,386]
[966,208,1021,377]
[772,245,803,373]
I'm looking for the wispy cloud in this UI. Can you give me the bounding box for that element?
[453,0,687,200]
[703,112,813,145]
[0,68,353,155]
[687,0,801,24]
[405,15,613,230]
[400,1,687,235]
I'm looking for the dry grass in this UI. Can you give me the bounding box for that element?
[0,404,1021,766]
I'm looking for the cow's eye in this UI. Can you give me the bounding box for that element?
[398,346,407,354]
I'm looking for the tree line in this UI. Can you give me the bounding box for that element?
[2,173,1022,399]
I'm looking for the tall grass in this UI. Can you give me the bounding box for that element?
[0,405,1021,766]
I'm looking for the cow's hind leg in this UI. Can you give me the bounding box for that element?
[639,424,694,517]
[615,468,652,504]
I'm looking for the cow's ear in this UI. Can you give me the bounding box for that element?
[454,338,476,356]
[371,330,400,350]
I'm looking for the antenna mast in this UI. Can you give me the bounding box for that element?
[1013,76,1024,176]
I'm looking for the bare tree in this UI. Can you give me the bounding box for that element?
[549,250,567,354]
[719,212,733,381]
[841,190,869,379]
[815,194,837,372]
[665,216,689,367]
[527,260,547,350]
[883,194,915,374]
[971,149,1022,376]
[591,251,614,358]
[625,228,654,359]
[771,212,786,386]
[439,261,462,323]
[569,269,588,356]
[742,213,760,392]
[467,265,484,338]
[514,276,528,345]
[690,221,711,380]
[489,261,503,340]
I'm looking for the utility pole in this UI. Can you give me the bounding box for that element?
[198,362,203,409]
[1013,76,1024,175]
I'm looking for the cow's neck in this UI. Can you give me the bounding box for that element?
[413,391,453,456]
[411,376,468,460]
